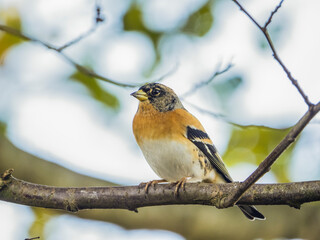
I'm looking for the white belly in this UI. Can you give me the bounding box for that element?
[138,139,211,182]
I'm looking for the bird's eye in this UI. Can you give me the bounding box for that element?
[151,88,161,96]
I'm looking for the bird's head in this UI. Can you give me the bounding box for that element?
[131,83,184,112]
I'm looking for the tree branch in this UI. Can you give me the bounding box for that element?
[232,0,312,106]
[223,0,320,208]
[222,101,320,207]
[0,170,319,212]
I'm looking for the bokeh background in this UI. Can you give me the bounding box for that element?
[0,0,320,239]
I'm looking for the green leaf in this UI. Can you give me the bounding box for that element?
[0,8,23,64]
[123,3,161,76]
[28,208,58,239]
[0,121,6,136]
[123,3,144,32]
[182,2,213,36]
[70,71,119,110]
[123,3,160,46]
[223,125,296,182]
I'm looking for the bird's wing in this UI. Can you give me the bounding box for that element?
[186,126,233,183]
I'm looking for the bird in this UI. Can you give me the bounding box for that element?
[131,83,265,221]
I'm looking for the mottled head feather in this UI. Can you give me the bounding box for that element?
[137,83,184,112]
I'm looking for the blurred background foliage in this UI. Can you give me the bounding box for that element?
[123,1,214,69]
[69,70,120,110]
[182,2,213,36]
[224,125,293,182]
[0,8,22,64]
[0,0,319,239]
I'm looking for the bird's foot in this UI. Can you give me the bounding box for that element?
[173,177,189,198]
[139,179,167,194]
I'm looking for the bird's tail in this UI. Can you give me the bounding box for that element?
[238,205,265,221]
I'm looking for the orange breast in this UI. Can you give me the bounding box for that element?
[132,101,210,145]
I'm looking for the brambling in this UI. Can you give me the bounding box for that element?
[131,83,265,220]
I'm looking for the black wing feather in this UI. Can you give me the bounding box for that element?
[186,126,233,183]
[186,126,265,220]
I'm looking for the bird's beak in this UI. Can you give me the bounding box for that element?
[131,89,148,101]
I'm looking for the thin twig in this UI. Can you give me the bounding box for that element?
[184,100,226,119]
[94,0,105,23]
[150,61,180,83]
[25,237,40,240]
[0,24,179,89]
[57,1,105,51]
[57,26,99,52]
[0,24,140,88]
[181,63,233,99]
[232,0,261,29]
[183,99,234,123]
[232,0,312,107]
[263,0,284,29]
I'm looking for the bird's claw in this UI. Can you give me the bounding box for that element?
[139,179,166,194]
[174,177,188,198]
